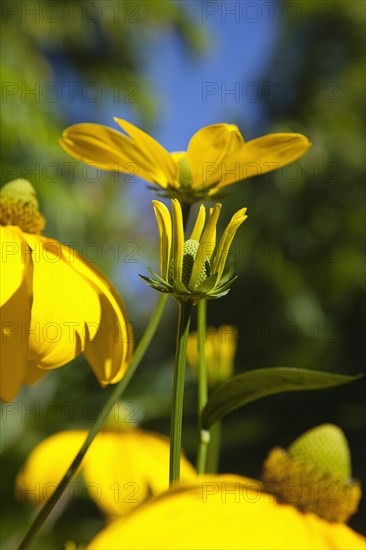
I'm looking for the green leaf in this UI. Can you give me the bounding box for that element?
[202,368,362,428]
[195,272,218,293]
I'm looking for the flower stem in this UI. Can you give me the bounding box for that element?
[169,300,192,485]
[206,420,222,473]
[196,299,209,474]
[17,293,169,550]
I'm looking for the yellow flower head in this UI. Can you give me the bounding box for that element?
[87,473,365,549]
[261,424,362,523]
[140,199,247,304]
[16,425,195,517]
[0,179,133,402]
[187,325,237,386]
[60,119,311,204]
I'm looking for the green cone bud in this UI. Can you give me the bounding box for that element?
[261,424,362,523]
[288,424,351,484]
[169,239,211,287]
[0,179,45,234]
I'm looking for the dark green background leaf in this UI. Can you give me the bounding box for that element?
[202,368,362,428]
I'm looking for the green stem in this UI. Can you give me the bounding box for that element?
[18,293,169,550]
[206,420,222,473]
[169,300,192,485]
[196,299,209,474]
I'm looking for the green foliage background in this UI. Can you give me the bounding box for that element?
[1,0,365,546]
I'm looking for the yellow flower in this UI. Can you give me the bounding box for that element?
[87,473,365,549]
[187,325,237,386]
[16,426,196,517]
[261,424,362,523]
[60,119,311,204]
[140,199,247,304]
[0,179,133,402]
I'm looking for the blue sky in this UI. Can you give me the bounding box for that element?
[142,0,279,149]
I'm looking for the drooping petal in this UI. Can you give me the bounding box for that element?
[23,361,49,386]
[0,226,29,306]
[82,287,132,385]
[153,201,172,280]
[87,475,366,550]
[114,119,178,188]
[67,253,133,385]
[82,430,195,517]
[21,234,100,369]
[212,208,247,281]
[189,205,206,241]
[21,234,132,386]
[187,124,244,188]
[171,200,184,283]
[189,204,221,290]
[16,431,87,506]
[0,229,33,402]
[207,133,312,190]
[60,124,169,188]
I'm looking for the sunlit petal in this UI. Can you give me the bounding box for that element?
[21,234,100,370]
[189,205,206,241]
[171,199,184,282]
[0,226,29,306]
[66,252,133,385]
[60,123,167,187]
[189,204,221,289]
[114,118,177,188]
[208,133,312,189]
[187,124,244,188]
[0,256,32,402]
[153,201,172,280]
[87,474,366,550]
[212,208,248,280]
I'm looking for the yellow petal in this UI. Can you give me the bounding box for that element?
[171,199,184,282]
[187,124,244,188]
[82,430,195,518]
[153,201,172,280]
[21,234,132,385]
[208,133,312,190]
[23,361,49,386]
[56,241,133,385]
[217,325,237,379]
[170,151,186,163]
[0,230,32,401]
[189,204,221,290]
[16,431,87,506]
[114,119,178,188]
[189,205,206,241]
[21,234,100,369]
[87,474,366,550]
[212,208,247,281]
[82,431,148,517]
[0,226,29,306]
[132,431,195,495]
[207,207,216,261]
[60,124,169,188]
